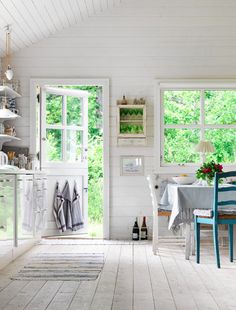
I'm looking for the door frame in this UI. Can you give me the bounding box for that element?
[30,78,110,239]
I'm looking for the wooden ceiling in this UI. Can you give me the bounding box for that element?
[0,0,122,57]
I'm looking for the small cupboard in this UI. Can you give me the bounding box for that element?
[117,102,146,146]
[117,104,146,138]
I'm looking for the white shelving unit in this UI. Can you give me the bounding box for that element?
[0,85,21,150]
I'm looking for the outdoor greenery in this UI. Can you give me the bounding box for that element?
[163,90,236,164]
[46,85,103,235]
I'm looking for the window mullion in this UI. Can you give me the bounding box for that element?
[62,95,67,162]
[200,89,205,140]
[160,90,165,165]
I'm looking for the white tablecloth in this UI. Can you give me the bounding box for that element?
[160,184,236,230]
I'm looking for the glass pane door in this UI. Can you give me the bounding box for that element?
[41,87,88,168]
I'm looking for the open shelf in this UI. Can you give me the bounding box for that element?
[117,104,146,140]
[0,134,21,149]
[0,109,20,122]
[0,86,21,99]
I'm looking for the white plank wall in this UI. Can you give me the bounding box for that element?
[8,0,236,238]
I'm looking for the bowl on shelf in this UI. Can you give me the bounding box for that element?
[172,176,195,185]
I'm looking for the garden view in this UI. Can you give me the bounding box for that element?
[163,90,236,164]
[46,85,103,237]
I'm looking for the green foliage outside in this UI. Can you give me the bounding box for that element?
[163,90,236,164]
[46,85,103,235]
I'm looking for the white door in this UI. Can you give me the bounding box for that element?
[41,86,88,234]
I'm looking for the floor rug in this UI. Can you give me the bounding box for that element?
[11,252,104,281]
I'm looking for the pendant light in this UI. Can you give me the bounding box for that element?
[4,25,14,81]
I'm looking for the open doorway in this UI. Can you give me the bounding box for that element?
[30,79,109,239]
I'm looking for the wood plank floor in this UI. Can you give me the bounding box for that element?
[0,240,236,310]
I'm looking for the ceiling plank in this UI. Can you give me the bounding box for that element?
[0,0,124,57]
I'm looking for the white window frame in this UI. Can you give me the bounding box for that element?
[41,86,88,168]
[155,80,236,174]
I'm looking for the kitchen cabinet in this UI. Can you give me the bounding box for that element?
[0,175,14,263]
[16,175,34,245]
[0,171,47,269]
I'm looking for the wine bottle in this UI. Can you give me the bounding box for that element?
[132,217,139,241]
[141,216,148,240]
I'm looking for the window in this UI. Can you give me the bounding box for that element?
[41,86,88,167]
[160,85,236,167]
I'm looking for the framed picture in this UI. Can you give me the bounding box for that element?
[120,156,144,176]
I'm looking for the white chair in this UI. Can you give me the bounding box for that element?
[147,175,172,254]
[147,174,195,259]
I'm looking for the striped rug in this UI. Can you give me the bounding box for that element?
[11,253,104,281]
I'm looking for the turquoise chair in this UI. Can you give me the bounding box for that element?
[194,171,236,268]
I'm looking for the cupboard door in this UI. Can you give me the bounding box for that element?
[17,175,34,243]
[34,175,47,234]
[0,176,14,257]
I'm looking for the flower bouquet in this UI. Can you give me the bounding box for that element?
[196,160,223,185]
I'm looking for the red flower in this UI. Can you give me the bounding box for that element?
[214,164,223,172]
[202,167,212,174]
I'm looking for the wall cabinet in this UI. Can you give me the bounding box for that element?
[117,104,146,146]
[0,172,47,269]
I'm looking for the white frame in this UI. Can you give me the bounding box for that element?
[41,86,88,168]
[120,156,144,176]
[155,79,236,174]
[30,78,110,239]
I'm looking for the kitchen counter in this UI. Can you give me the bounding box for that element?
[0,168,45,175]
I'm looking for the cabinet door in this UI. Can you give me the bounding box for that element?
[17,175,34,243]
[0,176,14,256]
[34,175,47,234]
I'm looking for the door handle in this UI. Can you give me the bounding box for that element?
[42,137,46,141]
[83,187,88,192]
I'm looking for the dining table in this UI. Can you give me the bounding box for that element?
[160,183,236,260]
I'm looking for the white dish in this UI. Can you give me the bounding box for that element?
[172,176,195,185]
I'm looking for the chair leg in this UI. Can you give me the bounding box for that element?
[213,224,220,268]
[194,216,200,264]
[228,224,234,263]
[191,222,195,256]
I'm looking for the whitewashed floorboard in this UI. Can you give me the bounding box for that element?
[23,281,63,310]
[0,280,29,310]
[68,279,99,310]
[146,245,176,310]
[133,245,155,310]
[46,281,80,310]
[89,244,121,310]
[112,244,133,310]
[0,241,236,310]
[158,246,198,310]
[190,247,236,309]
[3,281,46,310]
[173,246,220,309]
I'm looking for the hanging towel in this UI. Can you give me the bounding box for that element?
[62,180,72,230]
[53,182,66,232]
[71,181,84,231]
